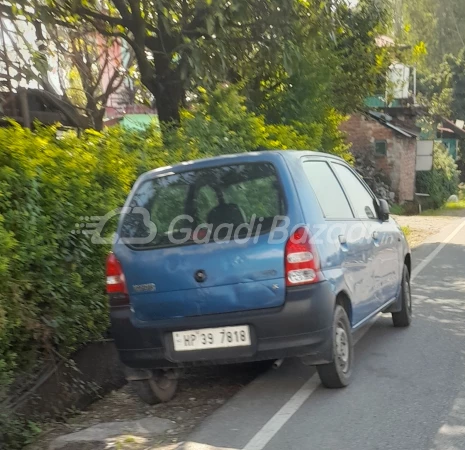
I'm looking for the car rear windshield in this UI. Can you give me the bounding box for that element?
[119,162,285,249]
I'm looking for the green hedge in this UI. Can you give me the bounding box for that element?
[0,125,152,387]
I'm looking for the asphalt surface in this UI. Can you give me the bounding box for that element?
[180,217,465,450]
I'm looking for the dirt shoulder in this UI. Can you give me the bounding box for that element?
[29,363,268,450]
[392,211,465,248]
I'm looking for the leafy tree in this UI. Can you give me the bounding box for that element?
[18,0,304,124]
[416,51,465,120]
[252,0,390,125]
[48,25,139,130]
[400,0,465,121]
[448,51,465,120]
[403,0,465,69]
[0,0,389,127]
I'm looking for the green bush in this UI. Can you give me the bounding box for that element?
[0,124,172,448]
[390,204,406,215]
[172,86,353,161]
[416,143,460,209]
[0,414,41,450]
[0,125,147,386]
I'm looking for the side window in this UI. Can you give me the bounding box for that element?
[332,164,377,220]
[303,161,354,219]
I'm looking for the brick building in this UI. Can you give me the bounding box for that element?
[340,110,420,203]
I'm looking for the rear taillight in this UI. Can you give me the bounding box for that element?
[285,227,322,287]
[106,253,127,294]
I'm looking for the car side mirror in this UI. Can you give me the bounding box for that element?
[378,199,390,221]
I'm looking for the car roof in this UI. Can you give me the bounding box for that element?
[138,150,347,183]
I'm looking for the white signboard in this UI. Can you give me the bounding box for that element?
[416,140,434,171]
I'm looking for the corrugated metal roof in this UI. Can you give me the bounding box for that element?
[367,110,416,138]
[383,121,415,138]
[439,117,465,138]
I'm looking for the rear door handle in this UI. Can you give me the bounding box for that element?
[372,231,379,241]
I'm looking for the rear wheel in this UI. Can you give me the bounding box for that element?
[132,371,178,405]
[317,305,353,389]
[392,264,412,328]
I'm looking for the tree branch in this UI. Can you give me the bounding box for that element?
[76,7,126,26]
[183,6,210,36]
[99,64,125,103]
[111,0,133,22]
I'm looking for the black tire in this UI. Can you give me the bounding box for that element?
[317,305,354,389]
[392,264,412,328]
[132,372,178,405]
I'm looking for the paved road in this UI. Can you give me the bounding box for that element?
[180,217,465,450]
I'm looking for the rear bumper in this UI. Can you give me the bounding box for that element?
[110,281,336,369]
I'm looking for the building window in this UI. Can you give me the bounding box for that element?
[375,140,387,156]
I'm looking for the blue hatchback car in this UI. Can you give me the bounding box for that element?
[107,151,412,403]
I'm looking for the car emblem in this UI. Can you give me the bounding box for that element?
[132,283,156,293]
[194,270,207,283]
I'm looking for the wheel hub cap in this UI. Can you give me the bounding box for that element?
[336,325,350,373]
[406,282,412,313]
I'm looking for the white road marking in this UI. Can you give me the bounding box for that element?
[182,444,238,450]
[242,217,465,450]
[411,218,465,282]
[242,376,320,450]
[242,324,372,450]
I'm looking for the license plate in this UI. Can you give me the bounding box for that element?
[172,325,251,352]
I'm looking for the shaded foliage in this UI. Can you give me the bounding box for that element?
[416,143,460,209]
[403,0,465,70]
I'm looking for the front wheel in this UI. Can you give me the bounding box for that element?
[317,305,353,389]
[132,371,178,405]
[392,264,412,328]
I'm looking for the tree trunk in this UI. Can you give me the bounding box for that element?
[18,88,31,129]
[85,96,102,130]
[147,54,184,124]
[153,80,183,124]
[91,108,105,131]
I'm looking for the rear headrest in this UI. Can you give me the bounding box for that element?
[207,203,246,228]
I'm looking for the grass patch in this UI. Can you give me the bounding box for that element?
[420,208,444,216]
[421,199,465,216]
[390,204,406,215]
